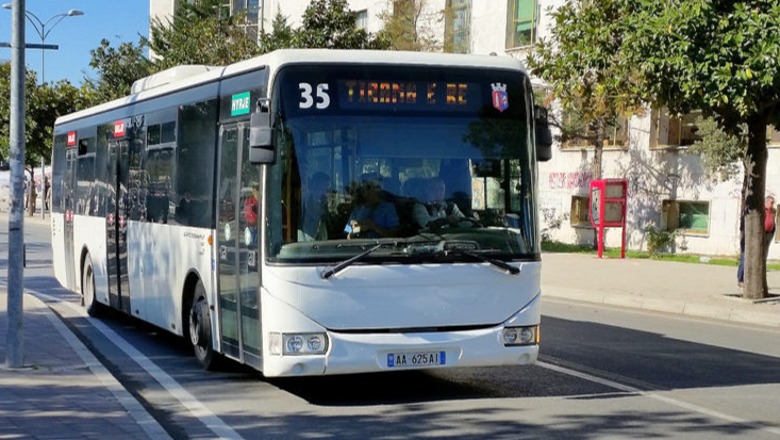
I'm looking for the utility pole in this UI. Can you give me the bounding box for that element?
[6,0,26,369]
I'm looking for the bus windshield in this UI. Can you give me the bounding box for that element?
[266,64,539,264]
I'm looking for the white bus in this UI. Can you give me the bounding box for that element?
[51,49,551,377]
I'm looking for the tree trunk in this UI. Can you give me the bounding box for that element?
[591,120,605,250]
[743,113,770,300]
[592,119,604,180]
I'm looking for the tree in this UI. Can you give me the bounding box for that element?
[258,9,296,53]
[378,0,440,51]
[526,0,645,180]
[147,0,261,69]
[83,38,152,103]
[1,62,81,214]
[624,0,780,299]
[294,0,390,50]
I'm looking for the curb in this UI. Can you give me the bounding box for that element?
[544,287,780,328]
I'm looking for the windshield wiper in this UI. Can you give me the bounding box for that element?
[404,239,521,275]
[451,249,521,275]
[321,243,384,279]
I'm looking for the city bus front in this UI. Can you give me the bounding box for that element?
[256,60,542,376]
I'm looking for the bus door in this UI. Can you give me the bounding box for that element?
[216,122,262,368]
[106,139,131,314]
[63,147,78,291]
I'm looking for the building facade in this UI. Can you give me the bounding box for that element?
[148,0,780,259]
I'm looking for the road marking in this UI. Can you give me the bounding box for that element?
[537,360,780,437]
[29,288,244,440]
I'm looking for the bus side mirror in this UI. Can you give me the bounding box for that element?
[249,111,275,164]
[534,104,552,162]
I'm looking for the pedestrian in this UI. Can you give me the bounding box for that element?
[764,194,776,260]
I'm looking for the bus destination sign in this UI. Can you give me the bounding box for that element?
[338,80,482,112]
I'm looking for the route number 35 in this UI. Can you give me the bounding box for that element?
[299,83,330,109]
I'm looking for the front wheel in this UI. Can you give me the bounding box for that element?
[188,281,219,370]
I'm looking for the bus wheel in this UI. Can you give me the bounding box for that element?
[189,282,217,370]
[82,255,103,317]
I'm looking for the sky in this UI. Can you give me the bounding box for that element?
[1,0,150,85]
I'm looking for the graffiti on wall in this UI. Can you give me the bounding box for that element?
[548,171,593,189]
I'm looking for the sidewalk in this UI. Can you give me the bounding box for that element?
[0,287,171,439]
[541,252,780,328]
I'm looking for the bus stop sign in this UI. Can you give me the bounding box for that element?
[589,179,628,258]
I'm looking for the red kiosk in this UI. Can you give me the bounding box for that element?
[589,179,628,258]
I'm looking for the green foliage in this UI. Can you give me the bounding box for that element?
[689,116,746,182]
[526,0,646,178]
[259,0,389,52]
[644,226,676,257]
[1,62,80,167]
[84,38,152,103]
[624,0,780,134]
[259,9,297,53]
[377,0,440,51]
[295,0,390,49]
[147,0,261,69]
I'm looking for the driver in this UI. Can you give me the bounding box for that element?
[412,177,465,229]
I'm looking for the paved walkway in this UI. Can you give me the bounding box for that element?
[0,213,169,439]
[542,252,780,327]
[1,212,778,438]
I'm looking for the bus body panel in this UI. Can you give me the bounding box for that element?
[261,262,540,330]
[72,214,109,303]
[126,221,214,335]
[259,284,540,377]
[51,213,69,289]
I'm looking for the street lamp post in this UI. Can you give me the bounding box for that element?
[2,3,84,83]
[1,1,82,369]
[1,3,83,219]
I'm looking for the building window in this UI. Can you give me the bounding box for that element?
[570,195,591,226]
[445,0,471,53]
[767,125,780,145]
[652,109,702,148]
[507,0,538,49]
[663,200,709,234]
[559,110,629,149]
[356,9,368,29]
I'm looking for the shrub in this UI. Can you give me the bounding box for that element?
[645,226,676,257]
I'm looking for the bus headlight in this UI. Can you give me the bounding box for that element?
[269,332,329,355]
[502,325,539,346]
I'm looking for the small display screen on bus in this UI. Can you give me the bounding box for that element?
[338,80,482,112]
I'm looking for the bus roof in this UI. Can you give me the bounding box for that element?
[55,49,527,126]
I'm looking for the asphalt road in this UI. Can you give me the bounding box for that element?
[8,216,780,439]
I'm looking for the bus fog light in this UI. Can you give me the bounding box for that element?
[307,334,323,351]
[287,335,304,353]
[503,325,538,346]
[281,333,329,355]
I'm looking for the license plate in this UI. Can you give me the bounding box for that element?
[387,351,446,368]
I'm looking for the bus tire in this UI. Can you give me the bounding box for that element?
[189,281,219,370]
[82,255,103,317]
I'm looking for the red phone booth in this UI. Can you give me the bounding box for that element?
[589,179,628,258]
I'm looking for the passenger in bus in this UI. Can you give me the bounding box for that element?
[299,172,331,241]
[344,173,399,239]
[413,177,465,229]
